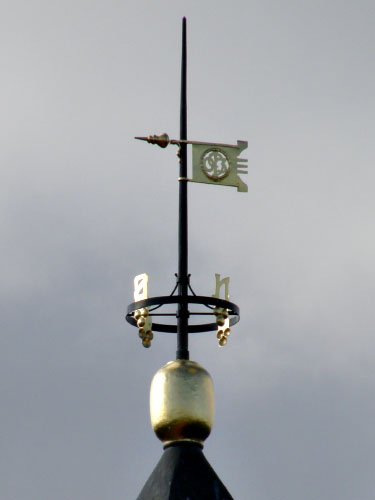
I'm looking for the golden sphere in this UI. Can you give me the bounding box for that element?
[216,315,225,326]
[137,317,146,328]
[134,310,142,320]
[142,338,151,348]
[219,337,227,346]
[150,360,214,446]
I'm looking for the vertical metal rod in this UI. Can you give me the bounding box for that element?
[176,17,189,360]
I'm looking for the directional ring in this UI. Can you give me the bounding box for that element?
[126,295,240,334]
[200,148,231,181]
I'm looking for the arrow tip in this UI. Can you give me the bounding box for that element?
[135,134,170,148]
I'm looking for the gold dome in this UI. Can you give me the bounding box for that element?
[150,359,215,446]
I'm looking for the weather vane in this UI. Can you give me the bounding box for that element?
[127,18,249,499]
[135,133,248,192]
[126,39,247,357]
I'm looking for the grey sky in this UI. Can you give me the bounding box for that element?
[1,1,374,499]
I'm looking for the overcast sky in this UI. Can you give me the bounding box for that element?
[1,1,374,499]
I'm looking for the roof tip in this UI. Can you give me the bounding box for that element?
[136,443,234,500]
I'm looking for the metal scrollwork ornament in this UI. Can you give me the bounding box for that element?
[214,307,231,346]
[134,308,153,348]
[133,273,153,347]
[212,274,231,346]
[201,148,231,181]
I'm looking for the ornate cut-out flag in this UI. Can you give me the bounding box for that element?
[134,134,248,192]
[191,140,248,192]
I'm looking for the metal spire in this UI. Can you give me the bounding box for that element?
[177,16,189,360]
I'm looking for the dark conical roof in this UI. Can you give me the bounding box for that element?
[136,442,234,500]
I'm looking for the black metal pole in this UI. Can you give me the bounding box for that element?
[176,17,189,360]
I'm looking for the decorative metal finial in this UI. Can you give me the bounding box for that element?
[135,133,171,148]
[150,360,214,446]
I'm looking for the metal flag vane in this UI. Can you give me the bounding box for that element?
[135,133,248,192]
[126,17,247,360]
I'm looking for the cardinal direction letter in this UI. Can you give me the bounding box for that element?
[212,273,230,300]
[134,273,149,301]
